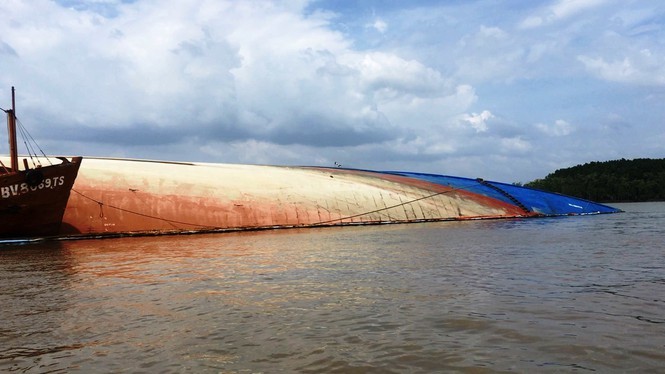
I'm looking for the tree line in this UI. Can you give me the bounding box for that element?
[525,158,665,202]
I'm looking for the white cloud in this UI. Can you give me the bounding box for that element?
[477,25,507,39]
[367,18,388,33]
[455,25,525,83]
[0,1,480,159]
[520,16,544,29]
[536,120,574,137]
[519,0,609,29]
[499,137,532,154]
[578,53,665,86]
[551,0,607,20]
[460,110,494,133]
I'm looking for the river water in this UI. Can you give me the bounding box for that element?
[1,202,664,373]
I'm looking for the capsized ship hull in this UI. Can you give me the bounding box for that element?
[0,156,621,239]
[1,156,615,239]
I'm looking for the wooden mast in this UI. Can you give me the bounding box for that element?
[7,86,19,171]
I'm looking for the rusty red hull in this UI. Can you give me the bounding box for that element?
[0,157,82,238]
[52,158,530,238]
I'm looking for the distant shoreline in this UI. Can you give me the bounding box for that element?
[526,158,665,203]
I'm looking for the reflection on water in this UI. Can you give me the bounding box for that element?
[1,202,664,372]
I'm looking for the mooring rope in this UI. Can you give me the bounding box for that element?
[70,189,217,230]
[311,181,480,226]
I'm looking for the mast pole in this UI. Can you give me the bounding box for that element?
[7,86,19,171]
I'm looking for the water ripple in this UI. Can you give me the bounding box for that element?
[1,202,664,372]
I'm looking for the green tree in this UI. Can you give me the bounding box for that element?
[525,158,665,202]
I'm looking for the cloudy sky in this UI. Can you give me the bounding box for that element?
[1,0,663,182]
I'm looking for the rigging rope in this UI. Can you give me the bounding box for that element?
[17,122,38,168]
[16,117,53,166]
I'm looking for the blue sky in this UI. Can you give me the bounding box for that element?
[1,0,663,182]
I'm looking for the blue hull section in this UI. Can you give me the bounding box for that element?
[382,171,621,216]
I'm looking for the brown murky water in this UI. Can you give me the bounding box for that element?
[1,203,664,373]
